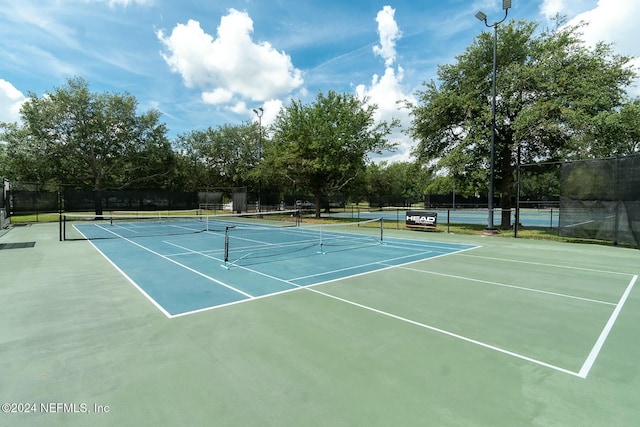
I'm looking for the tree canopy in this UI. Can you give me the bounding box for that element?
[409,20,638,228]
[0,77,174,214]
[262,90,398,217]
[365,161,433,207]
[3,19,639,220]
[174,122,261,192]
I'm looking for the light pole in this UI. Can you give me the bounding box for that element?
[252,107,264,212]
[285,173,296,208]
[476,0,511,232]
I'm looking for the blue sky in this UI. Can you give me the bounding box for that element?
[1,0,638,162]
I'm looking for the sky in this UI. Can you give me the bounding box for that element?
[1,0,638,163]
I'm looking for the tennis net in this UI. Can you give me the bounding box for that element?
[222,217,384,268]
[60,210,300,241]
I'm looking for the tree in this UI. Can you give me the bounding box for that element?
[365,161,433,206]
[174,122,261,191]
[118,110,177,190]
[581,99,640,158]
[409,20,638,229]
[263,91,398,217]
[0,122,48,183]
[1,77,173,214]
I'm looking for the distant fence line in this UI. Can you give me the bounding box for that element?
[4,185,345,216]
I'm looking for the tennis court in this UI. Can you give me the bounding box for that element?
[331,207,560,228]
[65,212,477,317]
[1,218,639,426]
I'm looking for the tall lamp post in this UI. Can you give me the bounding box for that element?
[475,0,511,231]
[252,107,264,212]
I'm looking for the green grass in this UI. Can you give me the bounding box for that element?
[9,212,61,223]
[9,209,203,224]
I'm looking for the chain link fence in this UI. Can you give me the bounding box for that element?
[559,155,640,246]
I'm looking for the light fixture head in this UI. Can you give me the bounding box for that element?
[503,0,512,10]
[475,11,487,22]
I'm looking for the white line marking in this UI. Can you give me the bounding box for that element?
[163,240,223,258]
[78,234,173,318]
[384,238,478,252]
[578,274,638,378]
[306,287,582,378]
[163,240,303,289]
[84,226,638,379]
[456,253,633,276]
[400,267,617,306]
[171,285,308,318]
[82,224,481,318]
[95,224,254,298]
[565,219,595,228]
[290,251,435,281]
[294,246,480,286]
[169,241,481,315]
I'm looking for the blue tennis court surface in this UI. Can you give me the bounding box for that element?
[330,208,560,228]
[79,221,477,317]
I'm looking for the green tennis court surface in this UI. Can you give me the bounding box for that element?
[1,222,639,426]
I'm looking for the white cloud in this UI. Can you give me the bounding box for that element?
[356,7,416,163]
[563,0,640,97]
[372,6,401,67]
[356,67,412,121]
[260,99,284,127]
[540,0,568,20]
[539,0,640,96]
[238,99,284,129]
[565,0,638,54]
[228,101,248,115]
[0,79,26,124]
[202,88,233,105]
[157,9,304,108]
[355,67,417,163]
[357,66,416,162]
[539,0,594,21]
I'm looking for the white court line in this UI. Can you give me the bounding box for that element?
[94,224,254,299]
[396,255,639,378]
[578,274,638,378]
[229,245,480,291]
[565,220,595,228]
[290,251,435,281]
[456,253,633,276]
[80,224,479,318]
[164,239,303,289]
[163,240,224,258]
[383,238,478,252]
[86,239,174,318]
[86,225,638,377]
[74,226,173,318]
[399,267,617,306]
[169,240,480,317]
[306,287,583,378]
[170,285,308,318]
[109,224,139,234]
